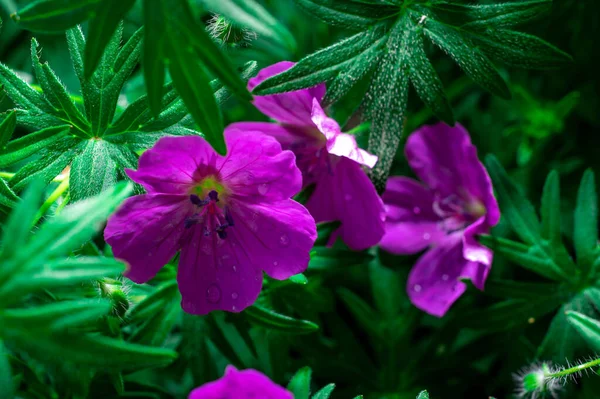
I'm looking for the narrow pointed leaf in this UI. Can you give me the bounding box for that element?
[312,384,335,399]
[407,24,454,125]
[142,0,166,117]
[0,341,13,399]
[12,0,100,33]
[424,18,511,99]
[574,169,598,275]
[70,139,118,202]
[540,170,561,245]
[293,0,396,30]
[0,178,18,209]
[567,311,600,352]
[416,391,430,399]
[0,125,70,168]
[84,0,136,78]
[0,111,16,149]
[287,367,312,399]
[244,304,319,334]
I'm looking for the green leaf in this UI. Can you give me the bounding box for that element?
[0,63,52,114]
[70,140,118,202]
[0,340,13,399]
[9,147,75,193]
[468,29,572,70]
[567,311,600,352]
[0,125,70,168]
[12,0,100,33]
[293,0,396,30]
[310,247,373,270]
[540,170,561,245]
[337,288,380,338]
[142,0,167,117]
[315,221,341,247]
[3,329,177,370]
[84,0,136,78]
[200,0,296,51]
[416,391,430,399]
[23,182,132,262]
[0,111,16,149]
[406,24,454,125]
[0,257,125,304]
[423,18,511,99]
[574,169,598,275]
[478,235,566,281]
[287,367,312,399]
[0,178,17,209]
[167,43,225,154]
[312,384,335,399]
[244,304,319,334]
[0,180,44,261]
[127,281,178,323]
[129,300,180,346]
[483,279,563,300]
[367,16,411,191]
[429,0,552,29]
[485,155,541,244]
[253,27,385,95]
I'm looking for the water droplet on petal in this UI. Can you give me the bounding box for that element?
[442,274,449,281]
[232,265,237,272]
[279,234,290,247]
[423,233,431,240]
[344,194,352,201]
[258,183,269,195]
[413,206,421,215]
[413,284,422,292]
[147,252,152,257]
[206,284,221,304]
[232,305,237,311]
[231,292,238,300]
[273,261,278,266]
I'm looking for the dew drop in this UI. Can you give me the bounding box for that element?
[413,206,421,215]
[279,234,290,247]
[232,305,237,311]
[413,284,422,292]
[232,265,237,272]
[206,284,221,304]
[258,183,269,195]
[423,233,431,240]
[441,274,449,281]
[273,261,278,266]
[147,252,152,257]
[231,292,238,300]
[344,194,352,201]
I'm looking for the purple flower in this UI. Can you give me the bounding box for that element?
[188,366,293,399]
[380,123,500,317]
[104,130,317,315]
[232,61,385,251]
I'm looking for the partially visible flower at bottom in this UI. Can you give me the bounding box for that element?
[104,129,317,315]
[380,123,500,317]
[188,366,293,399]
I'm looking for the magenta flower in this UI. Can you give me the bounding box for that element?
[188,366,292,399]
[380,123,500,317]
[104,130,317,315]
[232,61,385,251]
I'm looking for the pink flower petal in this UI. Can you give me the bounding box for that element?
[127,135,216,195]
[219,128,302,201]
[311,99,378,168]
[178,224,263,315]
[230,198,316,280]
[249,61,326,127]
[104,194,190,283]
[306,157,385,250]
[407,235,490,317]
[189,366,293,399]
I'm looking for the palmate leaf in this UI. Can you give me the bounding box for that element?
[254,0,571,189]
[0,24,255,201]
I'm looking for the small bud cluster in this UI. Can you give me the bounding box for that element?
[207,14,257,49]
[97,277,132,320]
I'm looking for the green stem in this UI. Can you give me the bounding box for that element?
[33,178,69,224]
[549,357,600,379]
[0,172,67,183]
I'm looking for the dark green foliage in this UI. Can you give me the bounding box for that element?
[254,0,571,189]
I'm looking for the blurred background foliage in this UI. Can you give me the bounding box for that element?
[0,0,599,398]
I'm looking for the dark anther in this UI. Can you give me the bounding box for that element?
[208,190,219,202]
[190,194,208,207]
[224,206,235,227]
[184,217,195,229]
[217,229,227,239]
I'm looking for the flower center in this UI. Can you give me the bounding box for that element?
[185,178,234,239]
[433,194,486,233]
